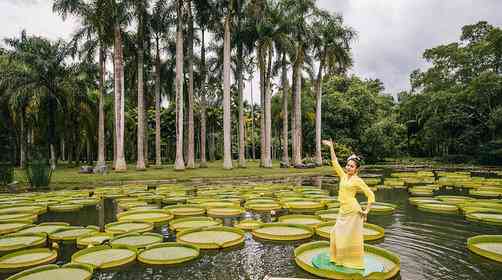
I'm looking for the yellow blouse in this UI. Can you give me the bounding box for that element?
[332,160,375,215]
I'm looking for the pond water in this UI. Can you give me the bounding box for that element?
[6,173,502,280]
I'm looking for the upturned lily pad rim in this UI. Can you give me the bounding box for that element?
[251,223,314,241]
[0,205,47,215]
[117,209,174,225]
[65,199,100,207]
[244,201,282,212]
[0,220,33,235]
[48,203,83,213]
[109,232,164,249]
[0,233,47,252]
[235,219,263,230]
[104,220,154,234]
[360,202,396,214]
[206,206,245,217]
[177,226,245,249]
[6,263,94,280]
[0,248,57,270]
[417,203,459,214]
[137,242,200,265]
[467,235,502,262]
[0,212,38,222]
[278,214,324,226]
[169,216,222,231]
[315,209,340,221]
[71,245,137,269]
[408,197,441,206]
[163,204,206,216]
[465,211,502,225]
[76,233,114,249]
[48,226,99,242]
[469,190,502,197]
[314,221,337,239]
[314,222,385,241]
[294,241,400,280]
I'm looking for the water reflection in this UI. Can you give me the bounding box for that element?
[37,175,502,280]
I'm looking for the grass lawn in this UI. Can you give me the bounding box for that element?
[14,160,334,188]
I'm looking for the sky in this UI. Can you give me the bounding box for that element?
[1,0,502,102]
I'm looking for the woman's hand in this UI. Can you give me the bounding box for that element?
[359,209,369,221]
[322,139,335,147]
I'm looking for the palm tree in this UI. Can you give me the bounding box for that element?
[252,0,291,168]
[174,0,185,170]
[53,0,113,170]
[151,0,174,167]
[1,32,96,170]
[193,0,215,168]
[312,11,355,165]
[281,0,316,165]
[222,0,233,169]
[133,0,147,171]
[186,0,196,169]
[107,0,129,172]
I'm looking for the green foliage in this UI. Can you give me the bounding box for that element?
[26,146,52,188]
[401,21,502,164]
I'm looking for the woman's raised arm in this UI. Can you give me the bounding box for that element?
[322,139,345,178]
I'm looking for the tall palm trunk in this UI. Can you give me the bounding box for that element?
[136,12,146,171]
[314,54,325,166]
[258,44,266,167]
[199,28,207,168]
[237,42,246,168]
[155,37,162,167]
[222,14,232,170]
[19,113,26,168]
[292,44,303,165]
[186,0,195,168]
[96,45,106,168]
[281,52,289,166]
[263,45,272,168]
[114,25,127,171]
[174,0,185,170]
[250,77,255,160]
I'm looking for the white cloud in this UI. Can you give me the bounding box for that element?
[0,0,76,46]
[317,0,502,95]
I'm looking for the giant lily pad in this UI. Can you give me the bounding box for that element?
[206,206,245,217]
[0,248,57,272]
[295,241,400,279]
[0,233,46,255]
[169,217,222,232]
[110,233,163,249]
[117,210,173,226]
[163,205,206,217]
[177,226,245,249]
[137,242,199,265]
[278,215,323,228]
[467,235,502,262]
[77,233,114,249]
[251,223,313,241]
[16,222,69,235]
[315,221,385,241]
[0,220,33,235]
[49,226,99,243]
[417,203,458,214]
[6,263,93,280]
[71,245,137,269]
[466,211,502,225]
[104,221,154,235]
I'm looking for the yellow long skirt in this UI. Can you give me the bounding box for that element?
[329,212,364,269]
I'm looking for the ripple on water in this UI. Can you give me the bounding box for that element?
[84,188,502,280]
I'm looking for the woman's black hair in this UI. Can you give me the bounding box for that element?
[347,154,361,168]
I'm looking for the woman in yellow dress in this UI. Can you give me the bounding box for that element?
[322,139,375,270]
